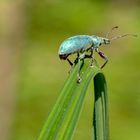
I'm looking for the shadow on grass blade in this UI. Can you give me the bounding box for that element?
[93,73,109,140]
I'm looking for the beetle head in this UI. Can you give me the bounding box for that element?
[97,37,110,46]
[101,37,110,45]
[98,26,118,46]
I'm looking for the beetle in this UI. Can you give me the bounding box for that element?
[58,26,137,82]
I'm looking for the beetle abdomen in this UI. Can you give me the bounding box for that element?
[59,35,93,54]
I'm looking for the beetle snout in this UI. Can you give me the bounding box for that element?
[104,39,110,44]
[106,39,110,44]
[59,54,69,60]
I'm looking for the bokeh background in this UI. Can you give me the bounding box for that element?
[0,0,140,140]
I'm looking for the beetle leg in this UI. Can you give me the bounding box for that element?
[77,57,81,83]
[74,57,78,65]
[90,47,95,66]
[66,58,74,74]
[77,52,81,83]
[77,52,85,83]
[84,47,95,66]
[95,48,108,69]
[86,47,92,52]
[67,58,73,66]
[77,58,85,83]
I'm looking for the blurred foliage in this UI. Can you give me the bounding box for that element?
[25,0,110,45]
[11,0,140,140]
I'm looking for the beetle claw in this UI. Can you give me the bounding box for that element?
[90,60,94,66]
[77,75,82,83]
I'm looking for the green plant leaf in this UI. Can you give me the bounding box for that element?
[37,59,109,140]
[93,73,109,140]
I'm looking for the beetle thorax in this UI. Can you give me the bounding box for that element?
[91,36,101,47]
[91,36,110,47]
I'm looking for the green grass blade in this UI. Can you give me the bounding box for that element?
[37,59,109,140]
[93,73,109,140]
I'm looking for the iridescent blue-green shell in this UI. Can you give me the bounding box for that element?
[58,35,94,55]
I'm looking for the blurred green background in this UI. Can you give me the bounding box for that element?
[0,0,140,140]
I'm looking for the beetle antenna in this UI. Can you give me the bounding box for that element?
[110,34,138,41]
[106,26,119,38]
